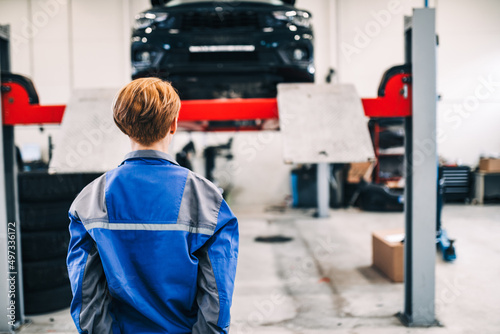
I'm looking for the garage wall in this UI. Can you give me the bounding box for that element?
[1,0,499,206]
[333,0,500,166]
[0,0,150,171]
[0,0,149,100]
[435,0,500,165]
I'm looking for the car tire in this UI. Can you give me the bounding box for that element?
[23,258,69,292]
[18,172,101,202]
[19,201,72,232]
[24,284,72,315]
[21,230,70,262]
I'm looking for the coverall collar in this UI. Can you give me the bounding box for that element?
[123,150,180,166]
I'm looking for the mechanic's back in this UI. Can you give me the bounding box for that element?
[67,78,239,334]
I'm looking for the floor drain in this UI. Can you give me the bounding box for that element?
[254,235,293,243]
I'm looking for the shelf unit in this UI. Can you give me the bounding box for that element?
[369,118,405,184]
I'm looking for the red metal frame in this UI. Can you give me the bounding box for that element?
[363,72,411,184]
[361,73,412,118]
[371,122,405,184]
[1,72,411,128]
[179,98,278,121]
[1,81,280,130]
[1,81,65,125]
[178,98,279,131]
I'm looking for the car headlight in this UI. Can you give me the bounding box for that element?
[272,10,311,28]
[134,12,168,30]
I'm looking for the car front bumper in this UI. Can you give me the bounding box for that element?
[131,28,315,99]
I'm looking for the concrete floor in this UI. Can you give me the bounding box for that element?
[17,204,500,334]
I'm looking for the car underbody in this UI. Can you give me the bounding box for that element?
[131,0,315,100]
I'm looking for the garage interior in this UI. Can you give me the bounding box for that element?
[0,0,499,333]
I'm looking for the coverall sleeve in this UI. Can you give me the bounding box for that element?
[67,213,116,334]
[192,200,239,334]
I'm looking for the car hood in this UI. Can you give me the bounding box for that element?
[146,0,301,14]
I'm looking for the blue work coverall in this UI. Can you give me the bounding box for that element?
[66,150,239,333]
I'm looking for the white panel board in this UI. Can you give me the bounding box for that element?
[49,88,130,173]
[277,83,375,164]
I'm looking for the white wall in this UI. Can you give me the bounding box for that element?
[1,0,499,205]
[0,0,151,165]
[0,0,150,100]
[435,0,500,164]
[170,131,292,206]
[329,0,500,165]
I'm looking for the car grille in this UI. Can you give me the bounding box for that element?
[189,51,258,62]
[180,11,260,31]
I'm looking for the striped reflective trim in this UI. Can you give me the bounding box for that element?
[85,221,214,235]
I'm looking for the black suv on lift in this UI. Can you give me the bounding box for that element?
[131,0,314,99]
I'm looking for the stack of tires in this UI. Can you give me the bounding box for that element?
[18,172,101,314]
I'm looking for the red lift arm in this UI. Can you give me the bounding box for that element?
[1,76,65,125]
[362,65,412,118]
[1,67,411,127]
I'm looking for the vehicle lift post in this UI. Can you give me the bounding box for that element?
[362,8,439,326]
[0,25,64,332]
[316,163,330,218]
[400,8,438,326]
[0,25,25,333]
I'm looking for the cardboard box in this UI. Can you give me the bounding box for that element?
[347,161,374,183]
[479,158,500,173]
[372,229,404,282]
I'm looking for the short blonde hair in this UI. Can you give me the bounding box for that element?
[113,78,181,146]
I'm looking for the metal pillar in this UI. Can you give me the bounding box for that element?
[0,25,25,333]
[399,8,438,327]
[0,26,14,334]
[3,126,25,330]
[316,163,330,218]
